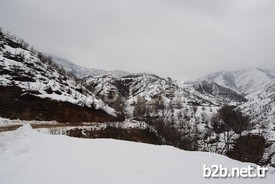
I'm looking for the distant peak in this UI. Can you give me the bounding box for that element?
[245,67,274,77]
[202,67,275,95]
[248,67,262,71]
[50,55,130,78]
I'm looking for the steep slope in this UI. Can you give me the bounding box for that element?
[51,55,130,78]
[1,29,274,167]
[238,82,275,167]
[0,30,121,122]
[86,73,246,112]
[203,71,239,93]
[240,81,275,128]
[235,68,275,95]
[204,68,275,166]
[181,79,247,105]
[46,44,275,166]
[85,73,212,114]
[84,73,250,150]
[203,68,275,95]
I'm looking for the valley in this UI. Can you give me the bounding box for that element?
[0,28,275,182]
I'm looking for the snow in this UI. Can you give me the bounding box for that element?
[38,120,156,135]
[51,55,130,78]
[203,68,275,95]
[0,33,117,117]
[0,117,58,127]
[0,125,274,184]
[0,117,156,137]
[2,31,275,179]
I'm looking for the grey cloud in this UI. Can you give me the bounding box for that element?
[0,0,274,80]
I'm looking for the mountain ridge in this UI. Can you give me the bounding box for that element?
[202,67,275,95]
[51,55,130,79]
[1,29,275,167]
[0,30,122,122]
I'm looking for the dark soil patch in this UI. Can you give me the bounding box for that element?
[0,86,124,123]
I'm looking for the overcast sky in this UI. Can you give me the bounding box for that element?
[1,0,275,80]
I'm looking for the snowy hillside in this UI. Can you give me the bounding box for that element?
[203,67,275,127]
[0,30,118,121]
[1,29,275,170]
[202,71,239,93]
[240,81,275,129]
[182,79,246,105]
[0,124,274,184]
[203,68,275,129]
[51,55,130,78]
[203,68,275,95]
[83,73,257,152]
[86,73,245,109]
[239,81,275,167]
[235,68,275,95]
[202,68,275,166]
[85,73,218,127]
[85,73,246,134]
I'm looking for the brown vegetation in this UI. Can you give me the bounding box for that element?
[227,134,266,165]
[0,86,124,123]
[67,126,162,145]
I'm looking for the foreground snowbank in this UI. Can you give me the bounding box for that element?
[0,125,274,184]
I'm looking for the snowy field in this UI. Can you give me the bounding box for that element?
[0,124,274,184]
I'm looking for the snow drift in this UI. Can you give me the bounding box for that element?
[0,125,274,184]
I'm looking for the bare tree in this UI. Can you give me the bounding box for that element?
[17,38,29,50]
[211,105,250,152]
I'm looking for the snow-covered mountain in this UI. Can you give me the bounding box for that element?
[203,68,275,95]
[82,68,275,165]
[87,73,246,105]
[1,29,275,168]
[204,68,275,132]
[240,80,275,126]
[51,55,130,79]
[0,30,119,122]
[202,68,275,166]
[85,73,246,117]
[83,73,252,151]
[182,79,246,105]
